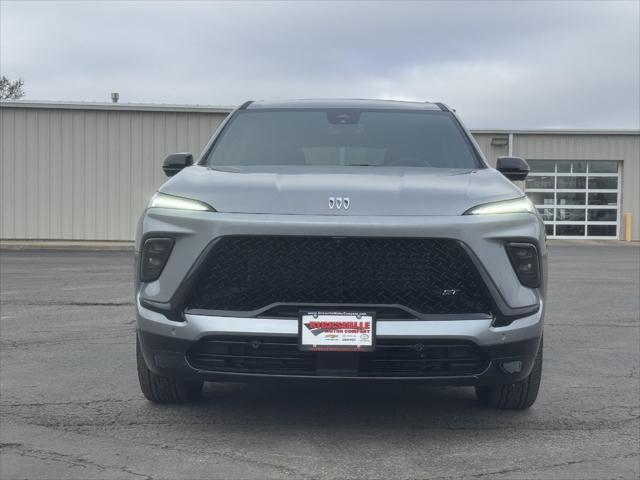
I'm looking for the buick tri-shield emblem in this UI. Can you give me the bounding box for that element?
[328,197,350,210]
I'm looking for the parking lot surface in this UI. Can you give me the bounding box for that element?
[1,243,639,479]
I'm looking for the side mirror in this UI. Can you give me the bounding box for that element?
[496,156,530,181]
[162,152,193,177]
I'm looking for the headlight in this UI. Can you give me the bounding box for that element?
[148,192,215,212]
[464,196,536,215]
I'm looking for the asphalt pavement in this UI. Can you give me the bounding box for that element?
[1,243,639,479]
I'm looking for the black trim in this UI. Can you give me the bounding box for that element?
[505,242,541,289]
[135,231,179,291]
[434,102,449,112]
[173,370,494,385]
[137,329,541,385]
[139,238,175,282]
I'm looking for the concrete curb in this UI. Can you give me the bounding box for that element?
[0,241,134,251]
[548,239,639,247]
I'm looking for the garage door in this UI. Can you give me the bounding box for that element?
[524,160,620,239]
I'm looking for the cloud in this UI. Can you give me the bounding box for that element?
[1,0,638,128]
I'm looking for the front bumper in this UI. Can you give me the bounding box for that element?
[136,209,546,385]
[137,297,544,385]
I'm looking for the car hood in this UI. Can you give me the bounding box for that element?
[159,165,524,216]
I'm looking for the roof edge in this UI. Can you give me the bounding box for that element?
[471,128,640,135]
[0,100,235,114]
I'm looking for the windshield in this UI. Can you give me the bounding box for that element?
[205,109,482,169]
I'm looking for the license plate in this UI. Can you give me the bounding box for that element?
[298,311,375,352]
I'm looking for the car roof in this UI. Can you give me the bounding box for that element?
[245,99,443,111]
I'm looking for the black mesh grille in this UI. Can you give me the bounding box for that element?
[187,336,488,377]
[188,237,492,315]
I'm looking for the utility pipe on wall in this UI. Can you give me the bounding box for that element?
[624,212,632,242]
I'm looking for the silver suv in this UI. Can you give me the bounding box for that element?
[135,99,546,409]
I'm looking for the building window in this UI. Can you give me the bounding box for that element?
[525,160,620,239]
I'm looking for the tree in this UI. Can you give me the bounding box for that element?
[0,76,25,100]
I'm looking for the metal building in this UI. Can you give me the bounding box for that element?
[473,130,639,240]
[1,101,638,241]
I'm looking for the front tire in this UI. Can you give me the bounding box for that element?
[476,337,543,410]
[136,335,203,403]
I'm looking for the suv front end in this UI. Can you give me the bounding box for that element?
[135,100,546,409]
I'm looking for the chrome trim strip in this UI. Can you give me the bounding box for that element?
[137,297,544,347]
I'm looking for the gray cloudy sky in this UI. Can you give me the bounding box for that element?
[1,0,639,128]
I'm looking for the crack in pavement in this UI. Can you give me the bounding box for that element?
[81,431,307,479]
[0,442,153,479]
[430,452,639,479]
[4,414,637,434]
[1,398,138,408]
[2,398,638,434]
[1,426,305,480]
[0,335,132,349]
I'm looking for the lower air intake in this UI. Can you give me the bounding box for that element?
[187,336,489,377]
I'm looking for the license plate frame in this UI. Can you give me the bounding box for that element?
[298,310,376,352]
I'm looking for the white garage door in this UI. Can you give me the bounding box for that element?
[524,160,620,239]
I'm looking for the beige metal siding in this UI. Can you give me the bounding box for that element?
[513,134,640,240]
[1,106,226,240]
[471,133,508,167]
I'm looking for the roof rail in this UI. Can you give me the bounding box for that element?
[434,102,456,112]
